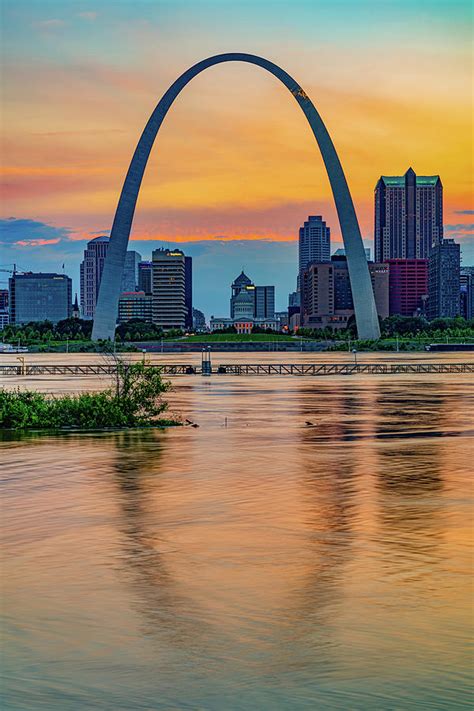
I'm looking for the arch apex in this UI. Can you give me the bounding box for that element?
[92,53,380,341]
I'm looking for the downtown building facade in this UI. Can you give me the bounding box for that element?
[137,261,153,295]
[386,259,428,317]
[192,308,206,331]
[460,267,474,320]
[301,256,389,331]
[9,273,72,324]
[80,236,110,319]
[374,168,443,261]
[0,289,9,329]
[428,239,461,319]
[299,216,331,277]
[118,292,153,324]
[151,249,189,330]
[80,236,142,319]
[121,251,142,292]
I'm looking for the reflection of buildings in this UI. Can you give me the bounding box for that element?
[111,431,204,646]
[373,385,445,560]
[280,383,361,652]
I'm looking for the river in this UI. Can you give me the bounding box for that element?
[1,353,473,709]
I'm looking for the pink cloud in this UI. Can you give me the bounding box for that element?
[15,238,61,247]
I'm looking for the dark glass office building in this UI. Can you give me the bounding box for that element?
[9,273,72,324]
[255,286,275,319]
[428,239,461,319]
[137,261,153,295]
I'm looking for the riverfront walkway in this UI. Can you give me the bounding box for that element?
[1,362,473,377]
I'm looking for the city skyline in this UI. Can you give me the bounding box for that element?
[1,0,472,318]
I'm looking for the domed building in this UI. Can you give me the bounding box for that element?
[210,270,278,334]
[230,271,254,318]
[232,287,254,319]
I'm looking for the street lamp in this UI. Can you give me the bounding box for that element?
[352,348,358,366]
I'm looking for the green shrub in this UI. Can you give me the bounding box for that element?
[0,362,177,430]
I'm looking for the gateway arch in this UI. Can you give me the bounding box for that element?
[92,53,380,341]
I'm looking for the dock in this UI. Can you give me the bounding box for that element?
[0,362,473,377]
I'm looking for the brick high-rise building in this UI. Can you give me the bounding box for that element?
[375,168,443,262]
[301,256,388,330]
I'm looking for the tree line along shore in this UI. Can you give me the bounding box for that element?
[1,316,473,353]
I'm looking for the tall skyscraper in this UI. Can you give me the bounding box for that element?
[299,216,331,277]
[151,249,187,329]
[137,261,153,294]
[374,168,443,262]
[428,239,461,319]
[80,235,109,319]
[121,251,142,292]
[184,255,193,329]
[80,237,143,319]
[386,259,428,317]
[9,273,72,324]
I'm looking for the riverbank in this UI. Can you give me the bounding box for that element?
[4,336,474,353]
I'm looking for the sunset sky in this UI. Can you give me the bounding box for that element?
[1,0,473,314]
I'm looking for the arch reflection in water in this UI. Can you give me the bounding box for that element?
[111,430,211,649]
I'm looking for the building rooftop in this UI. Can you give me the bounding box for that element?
[379,168,440,188]
[89,235,110,243]
[232,271,252,287]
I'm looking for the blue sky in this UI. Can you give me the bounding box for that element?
[1,0,472,316]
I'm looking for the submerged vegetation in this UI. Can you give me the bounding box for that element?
[0,362,178,430]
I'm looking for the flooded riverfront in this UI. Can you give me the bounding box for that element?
[1,353,473,709]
